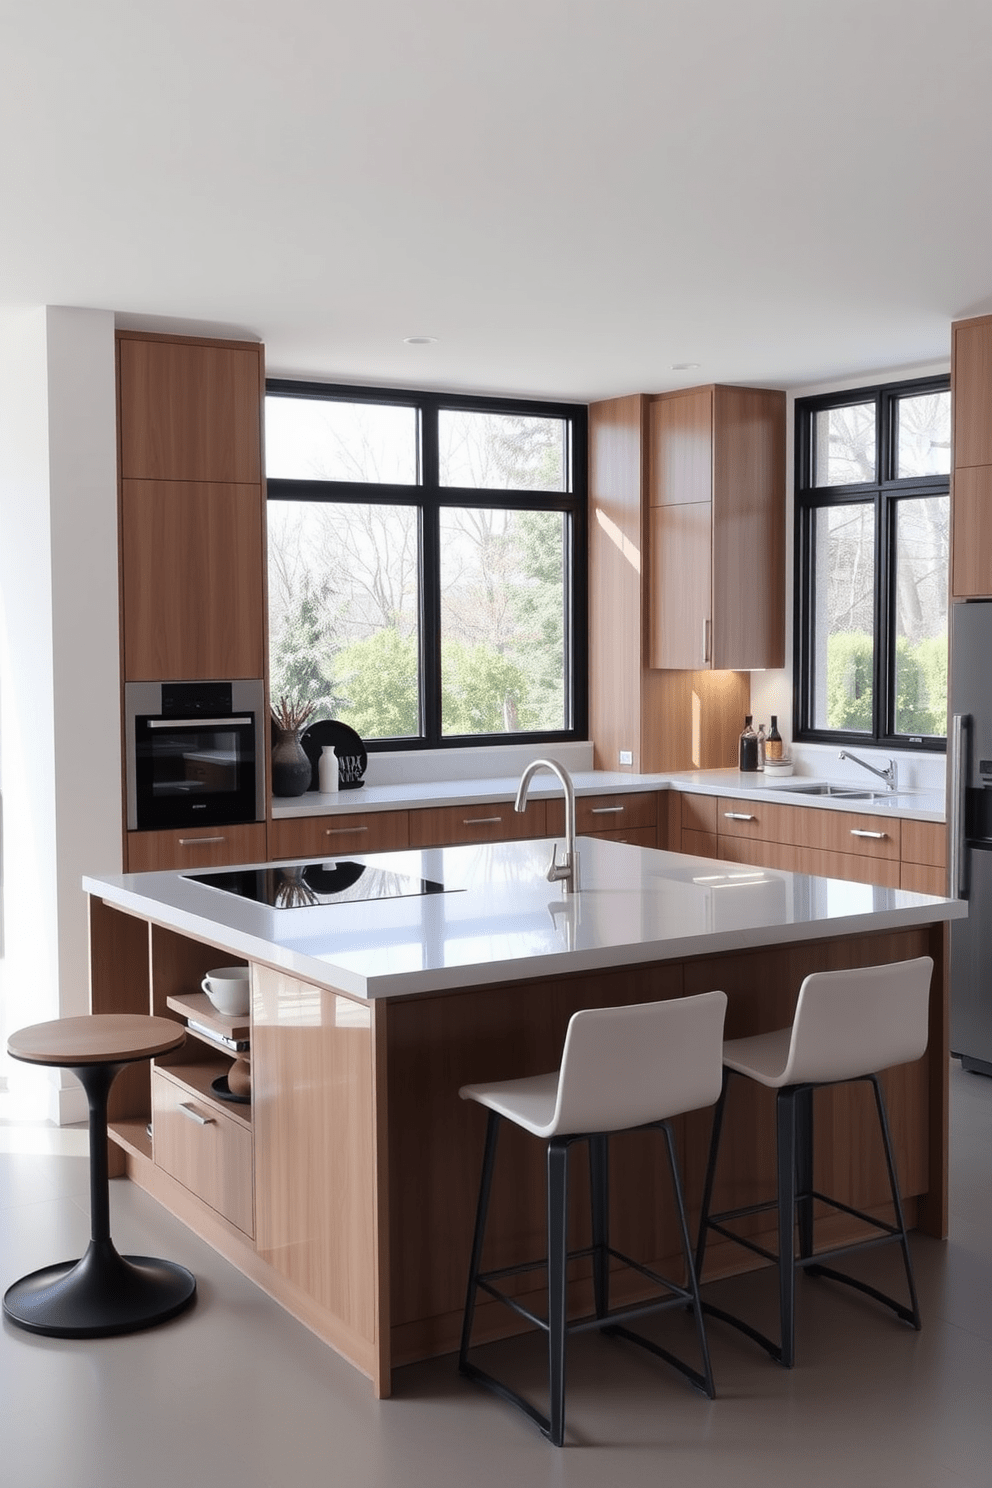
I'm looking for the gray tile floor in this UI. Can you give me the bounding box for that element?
[1,1063,990,1487]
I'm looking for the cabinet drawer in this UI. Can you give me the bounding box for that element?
[682,828,718,859]
[268,810,409,860]
[152,1069,254,1237]
[409,800,545,848]
[901,818,947,869]
[127,822,267,873]
[682,793,718,835]
[717,798,900,861]
[577,792,657,833]
[901,861,948,895]
[719,835,901,887]
[585,826,658,848]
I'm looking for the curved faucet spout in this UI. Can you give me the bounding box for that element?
[838,749,898,792]
[515,758,580,893]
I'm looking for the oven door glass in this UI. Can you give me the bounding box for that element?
[134,713,258,830]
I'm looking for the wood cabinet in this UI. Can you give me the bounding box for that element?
[952,315,992,597]
[268,810,410,860]
[647,385,785,670]
[408,799,546,848]
[126,822,267,874]
[152,1064,254,1238]
[546,790,659,844]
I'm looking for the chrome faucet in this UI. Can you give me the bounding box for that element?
[515,758,580,893]
[838,749,898,792]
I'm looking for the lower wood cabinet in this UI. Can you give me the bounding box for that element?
[151,1065,254,1238]
[127,821,268,873]
[268,809,409,860]
[408,799,546,848]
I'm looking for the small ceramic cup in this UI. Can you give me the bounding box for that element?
[201,966,250,1017]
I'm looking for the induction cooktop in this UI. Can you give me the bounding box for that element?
[188,861,451,909]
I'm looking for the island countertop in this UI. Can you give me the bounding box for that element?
[84,837,965,1002]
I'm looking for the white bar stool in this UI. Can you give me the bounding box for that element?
[695,956,933,1368]
[458,990,727,1447]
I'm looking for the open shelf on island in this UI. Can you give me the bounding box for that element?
[109,1116,153,1162]
[166,990,249,1041]
[155,1055,252,1129]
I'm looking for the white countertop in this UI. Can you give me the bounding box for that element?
[84,838,964,1002]
[271,766,945,823]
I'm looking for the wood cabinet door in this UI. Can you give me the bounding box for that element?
[952,465,992,598]
[152,1069,254,1237]
[126,822,267,873]
[648,389,712,506]
[122,479,265,679]
[268,811,410,860]
[118,337,262,484]
[408,799,546,848]
[648,501,712,668]
[902,818,947,869]
[952,318,992,470]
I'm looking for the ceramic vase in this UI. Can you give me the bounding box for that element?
[271,728,312,797]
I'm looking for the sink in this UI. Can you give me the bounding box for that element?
[777,783,878,800]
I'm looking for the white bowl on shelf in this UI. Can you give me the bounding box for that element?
[201,967,250,1017]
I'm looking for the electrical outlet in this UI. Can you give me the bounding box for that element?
[619,749,633,766]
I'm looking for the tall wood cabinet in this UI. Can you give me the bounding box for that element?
[648,385,785,670]
[951,315,992,598]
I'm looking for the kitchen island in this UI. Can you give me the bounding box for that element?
[84,839,964,1396]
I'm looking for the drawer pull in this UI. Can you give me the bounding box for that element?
[590,805,625,815]
[178,836,225,847]
[178,1103,214,1126]
[723,812,756,821]
[850,829,887,840]
[463,816,503,825]
[324,825,368,835]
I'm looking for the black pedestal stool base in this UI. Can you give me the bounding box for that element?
[4,1238,196,1338]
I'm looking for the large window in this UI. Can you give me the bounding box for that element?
[794,376,950,748]
[265,382,586,749]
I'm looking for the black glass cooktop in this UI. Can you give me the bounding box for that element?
[188,861,449,909]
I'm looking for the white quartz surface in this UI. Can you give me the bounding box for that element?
[84,838,963,1003]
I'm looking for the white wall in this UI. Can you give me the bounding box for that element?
[750,358,950,792]
[0,306,122,1121]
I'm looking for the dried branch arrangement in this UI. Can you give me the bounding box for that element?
[271,696,317,733]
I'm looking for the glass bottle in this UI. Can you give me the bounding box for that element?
[756,723,767,770]
[766,716,784,762]
[739,716,758,772]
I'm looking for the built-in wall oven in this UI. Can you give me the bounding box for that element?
[125,680,266,832]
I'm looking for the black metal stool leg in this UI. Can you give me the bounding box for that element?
[795,1085,815,1262]
[776,1088,798,1368]
[588,1134,609,1320]
[546,1139,570,1448]
[695,1068,729,1279]
[3,1060,196,1338]
[459,1111,501,1370]
[871,1074,922,1329]
[662,1121,716,1398]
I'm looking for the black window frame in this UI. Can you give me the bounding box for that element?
[265,378,588,753]
[793,374,950,753]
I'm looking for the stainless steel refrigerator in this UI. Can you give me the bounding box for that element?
[949,599,992,1074]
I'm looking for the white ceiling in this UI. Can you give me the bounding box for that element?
[1,0,986,402]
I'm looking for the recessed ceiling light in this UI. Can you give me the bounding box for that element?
[670,362,701,371]
[403,336,438,346]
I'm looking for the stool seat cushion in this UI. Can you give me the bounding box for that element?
[7,1014,185,1068]
[460,1072,559,1136]
[722,1027,793,1086]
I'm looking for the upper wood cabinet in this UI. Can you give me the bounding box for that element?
[647,385,785,670]
[118,335,263,484]
[952,315,992,598]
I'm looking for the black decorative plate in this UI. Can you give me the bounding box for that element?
[299,720,367,791]
[211,1074,250,1106]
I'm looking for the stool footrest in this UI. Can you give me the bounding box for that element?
[804,1261,920,1326]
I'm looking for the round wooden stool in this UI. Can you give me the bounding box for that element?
[4,1014,197,1338]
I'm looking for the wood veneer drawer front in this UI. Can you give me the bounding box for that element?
[682,793,718,834]
[901,861,948,895]
[575,792,657,833]
[152,1070,254,1237]
[718,835,901,886]
[902,819,947,869]
[409,800,545,848]
[268,810,409,860]
[716,796,784,841]
[682,828,719,859]
[791,805,900,860]
[126,822,267,873]
[585,826,658,848]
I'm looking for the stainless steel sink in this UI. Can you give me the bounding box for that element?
[777,783,878,800]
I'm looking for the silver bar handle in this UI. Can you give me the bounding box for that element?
[178,836,225,846]
[325,824,368,835]
[949,712,968,897]
[703,618,711,664]
[850,829,886,840]
[590,805,624,815]
[178,1103,214,1126]
[464,816,503,825]
[724,812,755,821]
[147,716,252,729]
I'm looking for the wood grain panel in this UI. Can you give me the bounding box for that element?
[681,828,719,858]
[576,792,656,833]
[901,862,948,895]
[584,826,658,847]
[126,822,267,873]
[951,465,992,598]
[717,797,901,861]
[718,834,902,887]
[711,386,786,670]
[641,669,751,773]
[121,479,265,680]
[152,1068,254,1236]
[902,818,947,868]
[148,923,247,1019]
[89,896,153,1124]
[647,388,712,506]
[952,316,992,469]
[408,799,545,848]
[268,810,409,861]
[588,395,646,772]
[253,967,383,1353]
[681,792,718,834]
[118,335,262,484]
[648,501,712,669]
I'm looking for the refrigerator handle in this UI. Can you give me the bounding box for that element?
[949,713,969,898]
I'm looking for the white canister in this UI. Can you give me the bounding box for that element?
[318,745,339,793]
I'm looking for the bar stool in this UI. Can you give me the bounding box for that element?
[458,990,727,1447]
[695,956,933,1368]
[4,1014,197,1338]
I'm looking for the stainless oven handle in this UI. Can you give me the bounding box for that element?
[146,717,253,729]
